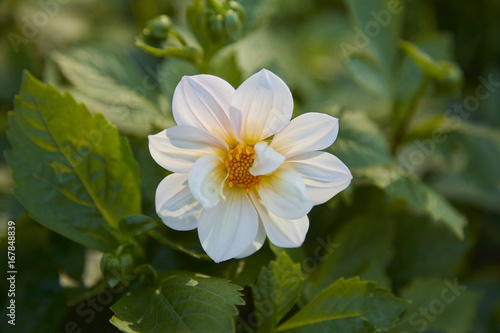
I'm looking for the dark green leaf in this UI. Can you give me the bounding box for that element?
[390,278,482,333]
[307,216,395,300]
[355,165,467,238]
[329,111,392,169]
[110,271,244,333]
[277,277,409,332]
[5,72,141,251]
[119,215,157,237]
[252,252,304,330]
[388,215,471,289]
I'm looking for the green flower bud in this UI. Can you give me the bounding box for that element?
[142,15,172,43]
[101,251,135,288]
[224,9,243,41]
[187,0,245,54]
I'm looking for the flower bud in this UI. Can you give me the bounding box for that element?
[101,251,135,288]
[187,0,245,54]
[142,15,172,46]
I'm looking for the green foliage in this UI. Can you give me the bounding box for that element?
[277,277,409,332]
[6,72,141,251]
[110,271,244,333]
[390,278,482,333]
[53,46,173,136]
[329,111,392,169]
[252,252,304,331]
[1,0,498,331]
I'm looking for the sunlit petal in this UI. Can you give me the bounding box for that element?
[230,69,293,144]
[173,74,237,145]
[272,112,339,158]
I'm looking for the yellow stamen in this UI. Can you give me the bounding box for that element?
[224,143,261,192]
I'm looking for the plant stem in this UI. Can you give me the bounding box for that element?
[390,75,430,154]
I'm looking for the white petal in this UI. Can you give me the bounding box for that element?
[156,173,201,231]
[172,75,237,145]
[230,69,293,145]
[149,126,227,173]
[258,168,314,220]
[250,192,309,248]
[286,151,352,204]
[235,221,266,259]
[198,187,259,263]
[249,142,285,176]
[188,155,227,209]
[271,112,339,158]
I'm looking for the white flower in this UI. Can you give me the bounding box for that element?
[149,69,352,263]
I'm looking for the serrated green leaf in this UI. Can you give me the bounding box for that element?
[390,278,482,333]
[5,72,141,251]
[329,111,392,169]
[355,164,467,238]
[110,271,244,333]
[307,216,395,300]
[252,252,304,330]
[277,277,409,333]
[53,46,173,135]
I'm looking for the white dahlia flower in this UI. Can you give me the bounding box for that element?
[149,69,352,262]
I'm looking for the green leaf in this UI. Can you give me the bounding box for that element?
[307,216,396,300]
[277,277,409,332]
[355,165,467,239]
[388,215,471,289]
[343,0,404,97]
[53,46,173,135]
[119,215,157,238]
[110,271,244,333]
[212,50,244,87]
[5,71,141,251]
[329,111,392,169]
[390,278,482,333]
[252,252,304,330]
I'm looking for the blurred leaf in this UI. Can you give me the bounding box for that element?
[329,111,392,169]
[390,278,482,333]
[158,57,198,103]
[307,216,395,300]
[110,271,244,333]
[252,252,304,330]
[388,215,471,289]
[149,228,210,261]
[53,46,171,135]
[355,165,467,239]
[343,0,404,98]
[5,72,141,251]
[212,50,244,87]
[119,215,157,238]
[50,232,86,284]
[407,118,500,213]
[277,277,409,332]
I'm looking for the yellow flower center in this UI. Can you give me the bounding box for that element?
[225,143,261,193]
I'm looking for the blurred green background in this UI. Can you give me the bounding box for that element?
[1,0,499,332]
